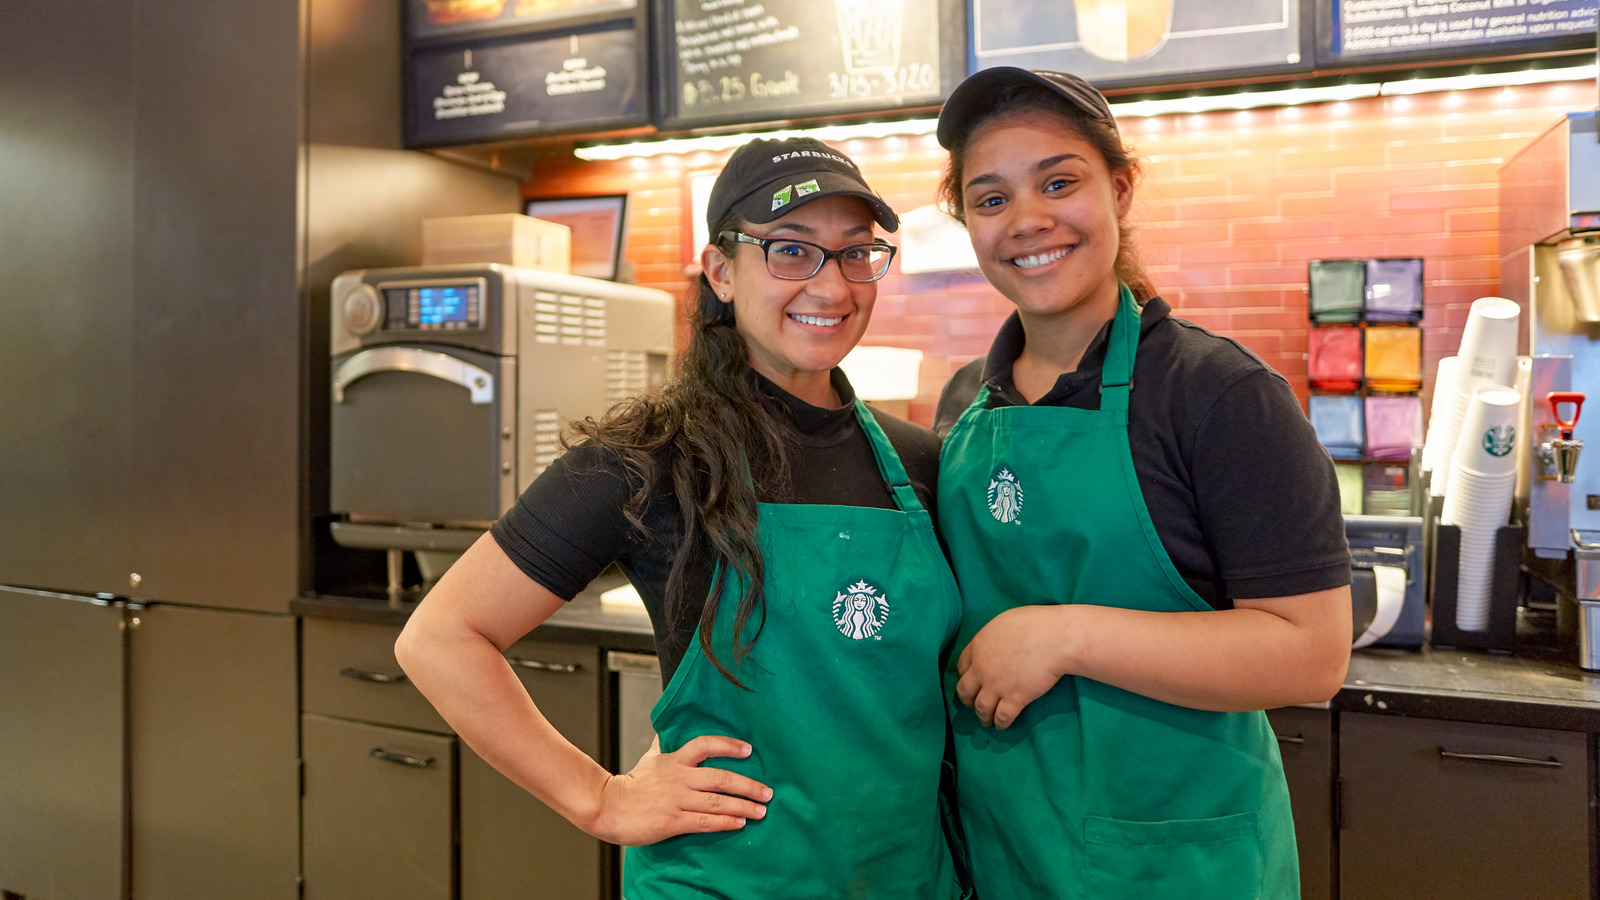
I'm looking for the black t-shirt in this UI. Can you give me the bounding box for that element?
[933,296,1350,610]
[492,369,942,682]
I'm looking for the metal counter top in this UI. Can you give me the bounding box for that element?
[293,570,655,653]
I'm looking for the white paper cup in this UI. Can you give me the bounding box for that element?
[1450,384,1522,477]
[1441,462,1516,633]
[1420,356,1460,475]
[1430,387,1473,497]
[1454,297,1521,390]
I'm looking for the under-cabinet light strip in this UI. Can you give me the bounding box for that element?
[573,63,1598,160]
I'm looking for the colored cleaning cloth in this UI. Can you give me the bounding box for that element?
[1364,326,1423,392]
[1310,394,1365,460]
[1309,260,1366,324]
[1335,463,1366,516]
[1308,326,1363,391]
[1364,395,1424,461]
[1365,258,1424,323]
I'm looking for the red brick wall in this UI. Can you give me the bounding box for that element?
[523,78,1597,426]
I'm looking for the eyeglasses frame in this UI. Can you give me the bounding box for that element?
[719,231,898,283]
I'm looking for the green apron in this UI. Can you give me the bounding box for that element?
[623,399,966,900]
[938,285,1298,899]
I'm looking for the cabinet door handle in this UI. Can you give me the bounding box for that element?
[508,657,579,674]
[1437,748,1562,768]
[340,666,408,685]
[370,748,434,768]
[1275,733,1306,745]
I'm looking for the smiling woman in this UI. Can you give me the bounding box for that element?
[929,68,1354,900]
[394,135,970,899]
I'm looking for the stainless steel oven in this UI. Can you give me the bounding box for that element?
[327,264,674,597]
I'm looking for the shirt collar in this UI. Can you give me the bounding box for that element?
[980,294,1172,396]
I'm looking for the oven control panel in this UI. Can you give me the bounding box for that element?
[380,280,486,331]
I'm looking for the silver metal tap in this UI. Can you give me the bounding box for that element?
[1539,391,1585,484]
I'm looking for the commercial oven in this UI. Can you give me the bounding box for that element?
[327,264,674,596]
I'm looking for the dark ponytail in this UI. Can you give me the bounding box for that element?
[570,212,793,687]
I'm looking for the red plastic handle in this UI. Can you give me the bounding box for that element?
[1549,391,1585,438]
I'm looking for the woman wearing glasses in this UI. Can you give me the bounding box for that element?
[396,136,965,899]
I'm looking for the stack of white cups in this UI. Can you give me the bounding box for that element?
[1419,356,1460,477]
[1430,297,1522,499]
[1440,384,1522,631]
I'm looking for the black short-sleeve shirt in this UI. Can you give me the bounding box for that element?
[933,296,1350,609]
[492,369,942,682]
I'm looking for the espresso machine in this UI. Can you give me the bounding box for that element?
[327,264,675,601]
[1498,110,1600,664]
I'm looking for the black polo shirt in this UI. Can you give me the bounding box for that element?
[493,369,942,682]
[933,296,1350,609]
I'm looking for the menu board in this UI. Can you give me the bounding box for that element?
[407,25,645,146]
[1319,0,1598,62]
[657,0,952,128]
[408,0,638,40]
[970,0,1310,87]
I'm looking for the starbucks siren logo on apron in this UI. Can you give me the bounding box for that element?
[1482,426,1515,457]
[833,578,890,640]
[988,466,1023,523]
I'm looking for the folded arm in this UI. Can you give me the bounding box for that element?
[956,586,1352,728]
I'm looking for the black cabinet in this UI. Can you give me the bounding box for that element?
[300,619,607,899]
[0,589,127,900]
[0,590,300,900]
[303,714,457,900]
[127,605,300,900]
[1338,712,1589,900]
[1266,706,1336,900]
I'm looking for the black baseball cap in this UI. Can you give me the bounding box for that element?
[937,67,1118,149]
[705,136,899,235]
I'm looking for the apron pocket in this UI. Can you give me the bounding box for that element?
[1083,812,1260,900]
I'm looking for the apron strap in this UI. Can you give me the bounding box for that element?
[852,398,926,515]
[1099,282,1140,414]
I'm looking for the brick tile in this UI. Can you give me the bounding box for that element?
[1337,212,1450,238]
[1332,166,1444,192]
[1231,218,1341,242]
[1446,210,1499,233]
[1141,175,1231,201]
[1281,193,1387,217]
[1389,186,1498,212]
[1175,198,1279,221]
[1387,137,1522,166]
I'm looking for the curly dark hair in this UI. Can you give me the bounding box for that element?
[569,209,794,687]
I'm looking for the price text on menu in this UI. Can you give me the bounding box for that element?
[666,0,943,125]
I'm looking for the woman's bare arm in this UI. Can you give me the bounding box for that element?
[395,532,772,845]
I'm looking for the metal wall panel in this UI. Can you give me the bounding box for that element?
[0,588,127,900]
[127,0,306,611]
[127,604,300,900]
[0,0,138,594]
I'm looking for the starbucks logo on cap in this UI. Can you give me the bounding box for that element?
[1482,426,1515,457]
[987,466,1023,524]
[833,579,890,641]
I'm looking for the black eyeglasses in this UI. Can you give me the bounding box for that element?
[720,231,897,283]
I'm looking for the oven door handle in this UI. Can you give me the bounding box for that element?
[333,346,495,404]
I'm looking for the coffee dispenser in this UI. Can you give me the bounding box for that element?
[1498,111,1600,662]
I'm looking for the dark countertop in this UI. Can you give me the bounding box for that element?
[1334,645,1600,731]
[297,580,1600,731]
[293,570,655,654]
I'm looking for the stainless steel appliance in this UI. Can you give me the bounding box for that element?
[1498,111,1600,663]
[328,264,674,598]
